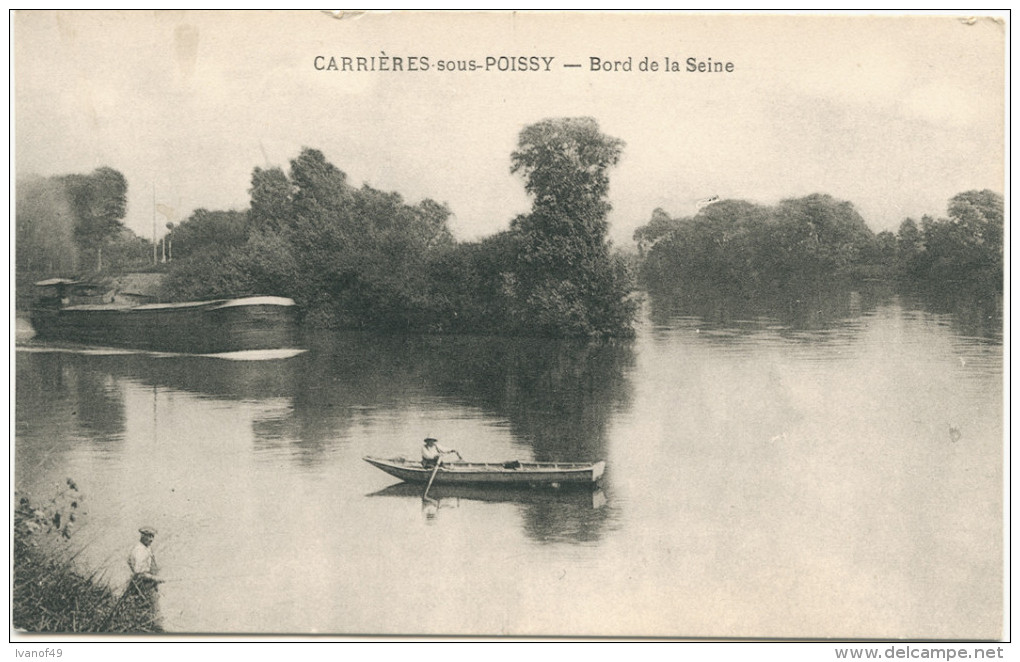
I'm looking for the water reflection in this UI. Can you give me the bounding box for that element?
[16,331,636,471]
[277,332,636,465]
[646,281,1003,345]
[368,483,610,543]
[369,482,607,508]
[16,331,634,548]
[647,282,896,335]
[898,284,1003,343]
[13,279,1003,636]
[419,496,457,523]
[16,348,301,401]
[15,351,126,452]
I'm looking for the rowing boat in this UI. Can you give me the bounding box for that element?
[363,456,605,487]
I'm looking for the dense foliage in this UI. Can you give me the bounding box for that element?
[164,119,637,338]
[895,190,1004,291]
[635,190,1003,295]
[64,167,129,271]
[164,148,456,331]
[502,118,637,337]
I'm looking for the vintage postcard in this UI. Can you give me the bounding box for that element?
[12,10,1006,645]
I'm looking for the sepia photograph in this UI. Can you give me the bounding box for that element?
[11,10,1006,644]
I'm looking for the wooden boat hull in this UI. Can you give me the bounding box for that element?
[29,296,298,354]
[363,456,605,487]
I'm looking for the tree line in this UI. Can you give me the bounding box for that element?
[635,190,1003,295]
[17,121,1000,337]
[161,118,637,337]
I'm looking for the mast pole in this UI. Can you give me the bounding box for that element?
[152,181,157,264]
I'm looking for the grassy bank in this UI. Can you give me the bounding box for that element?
[13,487,162,634]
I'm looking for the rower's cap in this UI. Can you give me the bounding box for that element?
[424,437,437,444]
[139,526,157,536]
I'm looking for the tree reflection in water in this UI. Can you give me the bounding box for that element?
[647,280,1002,343]
[370,482,610,542]
[17,330,636,545]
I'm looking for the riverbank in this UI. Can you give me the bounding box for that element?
[13,493,162,634]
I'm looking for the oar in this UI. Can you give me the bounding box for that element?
[423,462,441,500]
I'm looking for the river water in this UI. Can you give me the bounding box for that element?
[14,288,1003,638]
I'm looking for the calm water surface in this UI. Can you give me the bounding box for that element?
[14,290,1003,637]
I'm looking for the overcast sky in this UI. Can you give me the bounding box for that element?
[13,11,1005,246]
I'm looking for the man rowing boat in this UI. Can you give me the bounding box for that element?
[421,437,460,469]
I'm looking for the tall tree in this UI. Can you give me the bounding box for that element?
[510,117,624,247]
[505,117,636,337]
[63,167,128,272]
